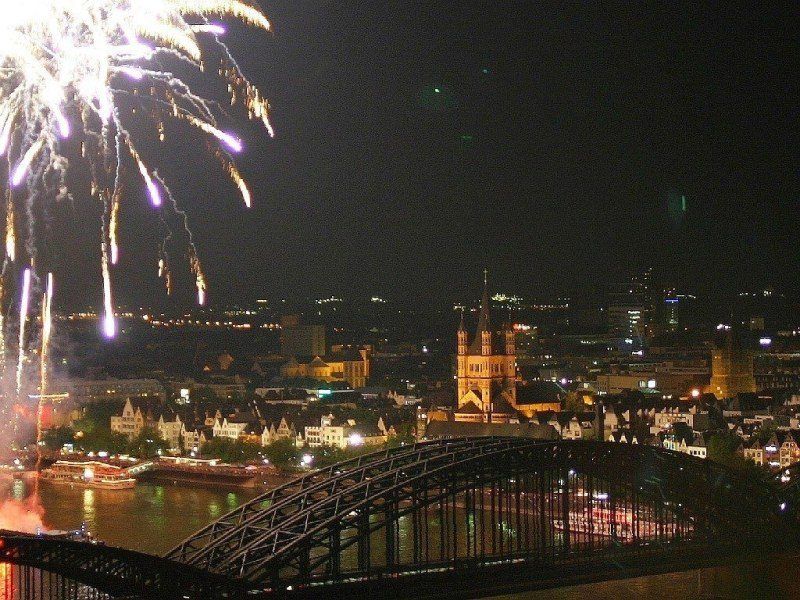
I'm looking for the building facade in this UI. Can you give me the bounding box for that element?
[212,418,249,441]
[709,329,757,399]
[73,379,166,405]
[455,275,517,422]
[281,349,371,389]
[110,399,147,440]
[303,414,387,449]
[280,315,326,357]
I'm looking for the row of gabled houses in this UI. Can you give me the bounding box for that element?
[108,398,395,454]
[743,430,800,469]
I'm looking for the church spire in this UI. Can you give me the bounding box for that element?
[467,269,493,355]
[476,268,490,333]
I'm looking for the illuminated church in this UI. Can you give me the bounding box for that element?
[455,273,518,423]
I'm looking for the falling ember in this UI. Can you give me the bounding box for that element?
[0,110,13,155]
[192,23,228,35]
[216,150,252,207]
[183,114,244,153]
[5,193,13,261]
[228,163,252,208]
[190,252,207,306]
[101,247,116,338]
[11,138,45,187]
[110,193,121,264]
[0,0,273,323]
[40,272,54,388]
[55,109,71,138]
[118,66,145,81]
[16,267,31,396]
[127,142,162,208]
[237,177,252,208]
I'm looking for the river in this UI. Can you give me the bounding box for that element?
[2,479,798,598]
[1,478,260,555]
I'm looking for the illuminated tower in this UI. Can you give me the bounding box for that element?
[710,328,756,399]
[455,272,517,421]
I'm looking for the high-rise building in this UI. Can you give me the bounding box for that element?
[606,269,653,348]
[709,329,756,399]
[280,315,326,357]
[607,304,644,344]
[661,290,698,332]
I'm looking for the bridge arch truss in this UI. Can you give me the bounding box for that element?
[168,438,789,594]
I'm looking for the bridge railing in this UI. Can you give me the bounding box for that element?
[0,533,240,599]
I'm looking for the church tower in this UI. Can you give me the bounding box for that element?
[710,328,756,399]
[455,271,517,422]
[456,309,468,401]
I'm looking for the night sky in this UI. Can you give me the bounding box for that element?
[52,2,799,309]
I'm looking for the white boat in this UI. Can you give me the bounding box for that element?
[39,460,136,490]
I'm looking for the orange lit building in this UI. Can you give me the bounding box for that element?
[455,275,518,423]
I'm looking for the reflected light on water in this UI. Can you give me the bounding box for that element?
[82,489,95,524]
[2,480,259,554]
[0,563,12,600]
[11,481,24,501]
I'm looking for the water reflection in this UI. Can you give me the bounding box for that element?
[0,479,258,555]
[82,489,95,523]
[1,479,798,599]
[0,563,11,600]
[0,564,111,600]
[10,481,23,502]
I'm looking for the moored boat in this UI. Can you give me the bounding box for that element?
[555,506,689,540]
[39,460,135,490]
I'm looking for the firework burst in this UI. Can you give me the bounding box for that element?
[0,0,273,457]
[0,0,273,333]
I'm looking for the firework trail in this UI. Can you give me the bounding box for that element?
[15,267,30,397]
[34,272,53,494]
[4,192,13,262]
[40,272,53,398]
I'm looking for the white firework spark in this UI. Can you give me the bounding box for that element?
[0,0,273,335]
[15,267,30,396]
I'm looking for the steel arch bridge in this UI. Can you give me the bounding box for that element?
[2,438,796,598]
